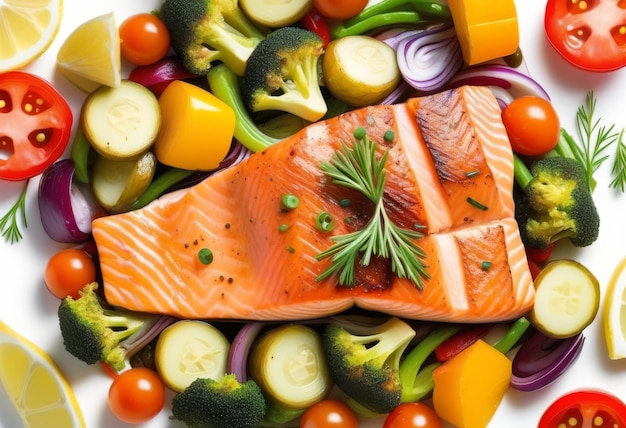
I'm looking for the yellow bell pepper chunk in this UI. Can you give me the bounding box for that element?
[432,339,511,428]
[155,80,235,171]
[448,0,519,65]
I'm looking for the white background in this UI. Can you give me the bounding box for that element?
[2,1,626,427]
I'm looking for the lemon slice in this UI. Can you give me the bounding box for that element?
[0,320,85,428]
[56,12,121,92]
[0,0,63,72]
[604,257,626,359]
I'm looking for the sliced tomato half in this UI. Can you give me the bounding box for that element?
[538,389,626,428]
[0,71,73,181]
[544,0,626,72]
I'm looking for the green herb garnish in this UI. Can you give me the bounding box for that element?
[0,180,28,244]
[557,91,620,192]
[610,129,626,192]
[315,132,429,289]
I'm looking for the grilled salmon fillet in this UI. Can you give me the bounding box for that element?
[92,85,533,322]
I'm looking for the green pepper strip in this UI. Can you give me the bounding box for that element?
[70,127,93,184]
[346,0,452,25]
[207,64,280,153]
[128,167,194,211]
[399,324,461,403]
[330,11,427,39]
[398,317,530,403]
[492,317,531,354]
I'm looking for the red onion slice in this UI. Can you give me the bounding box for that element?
[511,330,584,391]
[128,56,201,96]
[447,64,551,102]
[396,26,464,93]
[38,159,101,243]
[227,322,265,382]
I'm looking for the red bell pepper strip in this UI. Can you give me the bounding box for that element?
[300,8,331,47]
[0,71,73,181]
[434,324,492,362]
[525,242,555,264]
[545,0,626,72]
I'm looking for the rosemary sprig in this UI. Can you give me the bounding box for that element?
[315,131,429,289]
[610,129,626,192]
[0,180,29,244]
[558,91,620,191]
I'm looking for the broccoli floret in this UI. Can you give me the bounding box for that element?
[323,316,416,414]
[57,282,155,371]
[514,156,600,249]
[172,373,266,428]
[242,26,327,122]
[159,0,265,76]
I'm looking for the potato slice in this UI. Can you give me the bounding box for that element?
[323,35,400,107]
[81,79,161,160]
[240,0,312,27]
[91,150,156,213]
[155,320,230,393]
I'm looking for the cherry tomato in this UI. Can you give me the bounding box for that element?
[538,389,626,428]
[383,403,444,428]
[312,0,368,20]
[501,96,560,156]
[44,248,96,299]
[108,367,165,424]
[300,400,359,428]
[545,0,626,72]
[0,72,73,181]
[119,13,170,66]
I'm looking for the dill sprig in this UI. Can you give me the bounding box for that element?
[0,180,29,244]
[558,91,620,192]
[610,129,626,192]
[315,130,429,289]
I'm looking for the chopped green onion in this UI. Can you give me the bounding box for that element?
[287,246,295,253]
[281,194,299,211]
[465,170,480,178]
[315,212,334,232]
[198,248,213,265]
[481,261,492,271]
[383,130,395,142]
[353,126,367,140]
[339,198,351,207]
[279,224,288,233]
[466,197,488,211]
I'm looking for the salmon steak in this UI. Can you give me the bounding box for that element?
[92,85,534,323]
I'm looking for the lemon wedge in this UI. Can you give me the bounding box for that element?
[0,320,85,428]
[604,257,626,359]
[0,0,63,72]
[56,12,121,92]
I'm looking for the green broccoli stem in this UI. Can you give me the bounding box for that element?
[492,317,530,354]
[102,309,153,342]
[513,154,534,190]
[346,0,452,25]
[207,64,280,152]
[330,11,427,39]
[398,324,460,403]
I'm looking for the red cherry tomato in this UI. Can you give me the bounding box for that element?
[383,403,444,428]
[545,0,626,72]
[44,248,96,299]
[119,13,170,66]
[0,72,73,181]
[312,0,368,20]
[538,389,626,428]
[300,400,359,428]
[108,368,165,424]
[501,96,560,156]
